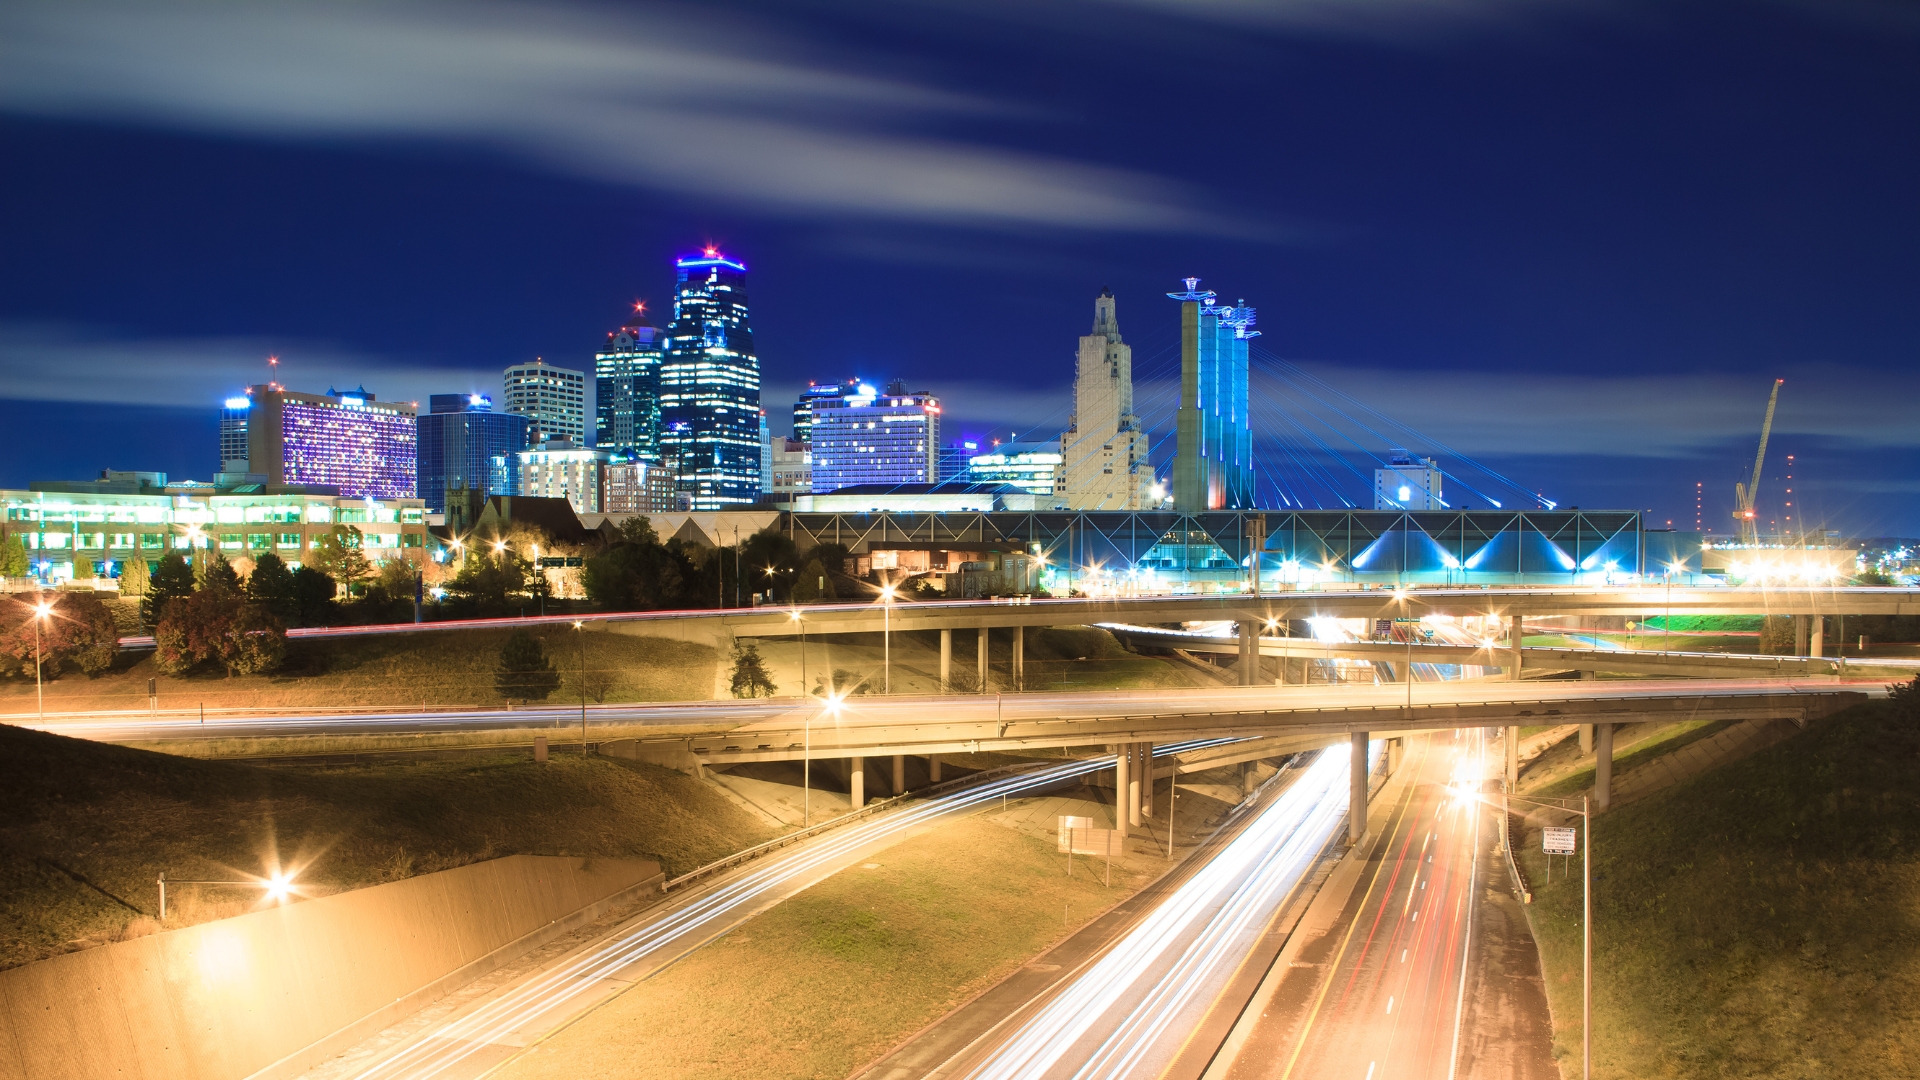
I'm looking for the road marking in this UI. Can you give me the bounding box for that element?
[1401,949,1407,963]
[1386,995,1394,1014]
[1366,1063,1376,1080]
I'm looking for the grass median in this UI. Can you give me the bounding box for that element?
[1516,700,1920,1078]
[493,814,1167,1080]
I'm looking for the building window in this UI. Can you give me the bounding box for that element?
[402,533,423,548]
[110,533,135,548]
[220,534,243,550]
[278,533,302,548]
[141,534,164,549]
[248,533,271,550]
[306,506,333,523]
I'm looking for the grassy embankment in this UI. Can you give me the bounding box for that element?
[1516,699,1920,1077]
[492,813,1178,1080]
[0,724,772,970]
[0,625,720,715]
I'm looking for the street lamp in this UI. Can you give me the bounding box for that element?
[789,608,807,697]
[878,584,898,694]
[31,598,53,720]
[573,620,587,750]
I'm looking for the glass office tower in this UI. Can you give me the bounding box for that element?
[417,394,531,513]
[660,248,760,508]
[808,380,941,493]
[595,306,665,462]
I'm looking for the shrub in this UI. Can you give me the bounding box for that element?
[495,629,560,702]
[0,591,120,679]
[153,591,287,676]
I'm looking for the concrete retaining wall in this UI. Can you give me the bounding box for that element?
[0,854,661,1080]
[598,737,707,777]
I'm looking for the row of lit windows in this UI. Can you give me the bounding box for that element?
[15,529,423,550]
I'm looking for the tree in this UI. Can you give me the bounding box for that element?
[0,592,119,679]
[740,528,801,603]
[196,550,240,595]
[119,555,151,597]
[307,525,371,592]
[616,515,659,547]
[247,551,296,614]
[291,565,337,625]
[729,641,778,698]
[813,668,872,697]
[0,533,29,579]
[154,591,287,676]
[790,558,837,603]
[450,553,529,616]
[142,551,196,630]
[495,629,560,702]
[582,542,688,611]
[1890,676,1920,721]
[375,557,418,600]
[70,552,94,582]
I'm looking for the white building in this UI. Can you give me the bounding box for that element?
[1060,288,1154,510]
[968,441,1063,500]
[1374,449,1444,510]
[503,359,587,447]
[518,439,610,514]
[809,380,940,493]
[769,438,812,502]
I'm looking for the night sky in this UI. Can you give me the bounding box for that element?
[2,0,1916,534]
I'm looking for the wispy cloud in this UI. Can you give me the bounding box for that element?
[0,1,1227,233]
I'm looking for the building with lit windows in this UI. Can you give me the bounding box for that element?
[1374,449,1444,510]
[605,458,682,513]
[1060,288,1154,510]
[517,440,610,515]
[937,439,979,483]
[659,249,760,508]
[219,396,251,472]
[4,475,428,583]
[595,307,664,461]
[241,384,418,499]
[1166,278,1255,511]
[769,438,812,502]
[792,380,848,445]
[808,380,940,494]
[968,440,1064,500]
[417,394,531,513]
[503,360,587,446]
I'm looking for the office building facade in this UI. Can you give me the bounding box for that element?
[595,308,664,462]
[503,360,587,446]
[417,394,531,514]
[517,440,610,515]
[769,438,812,502]
[660,249,760,508]
[1060,288,1154,510]
[968,440,1064,499]
[792,380,847,445]
[243,384,417,499]
[809,380,940,494]
[219,396,251,472]
[1374,449,1444,510]
[1166,278,1254,511]
[605,459,682,513]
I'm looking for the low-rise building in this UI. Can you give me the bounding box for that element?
[517,440,610,515]
[605,458,682,513]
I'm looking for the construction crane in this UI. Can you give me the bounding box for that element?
[1733,378,1784,546]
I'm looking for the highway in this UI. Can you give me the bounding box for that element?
[954,745,1356,1080]
[329,744,1221,1080]
[12,678,1872,759]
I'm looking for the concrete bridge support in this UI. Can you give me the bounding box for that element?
[1241,759,1258,796]
[1594,722,1615,811]
[1508,614,1524,680]
[893,754,906,796]
[1013,625,1026,689]
[939,629,952,692]
[977,628,989,691]
[1140,744,1154,820]
[1811,617,1825,658]
[1387,736,1403,776]
[929,756,942,783]
[1579,723,1594,756]
[1127,744,1144,829]
[1506,726,1520,789]
[851,756,866,809]
[1795,615,1810,656]
[1350,732,1369,845]
[1114,745,1131,836]
[1239,620,1259,685]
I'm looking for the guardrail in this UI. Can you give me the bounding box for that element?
[1501,787,1534,904]
[660,757,1057,893]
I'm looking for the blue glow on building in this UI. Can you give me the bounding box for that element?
[596,305,665,462]
[417,393,530,512]
[660,248,760,508]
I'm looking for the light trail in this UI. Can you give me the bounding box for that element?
[353,742,1227,1080]
[964,745,1359,1080]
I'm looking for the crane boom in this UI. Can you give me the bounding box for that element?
[1735,379,1783,543]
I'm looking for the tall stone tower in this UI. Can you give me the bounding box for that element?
[1168,277,1255,512]
[1061,288,1154,510]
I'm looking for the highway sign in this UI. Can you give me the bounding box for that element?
[1542,827,1577,855]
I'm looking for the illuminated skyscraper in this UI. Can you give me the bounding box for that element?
[219,394,251,472]
[417,394,531,513]
[503,359,586,446]
[660,248,759,508]
[792,380,847,445]
[810,380,940,493]
[246,384,418,499]
[595,305,664,461]
[1060,288,1153,510]
[1166,277,1254,511]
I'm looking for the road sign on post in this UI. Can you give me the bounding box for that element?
[1543,827,1577,854]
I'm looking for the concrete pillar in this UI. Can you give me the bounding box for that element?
[928,756,942,783]
[977,627,990,692]
[1125,744,1138,821]
[1013,625,1025,689]
[1114,744,1131,836]
[1579,723,1594,755]
[1505,726,1520,789]
[1810,617,1825,658]
[851,756,866,809]
[1795,615,1810,656]
[1140,744,1154,819]
[1239,620,1258,685]
[1241,759,1258,796]
[1508,614,1524,681]
[893,754,906,796]
[1387,737,1403,775]
[1349,732,1369,845]
[1594,723,1614,812]
[939,629,952,692]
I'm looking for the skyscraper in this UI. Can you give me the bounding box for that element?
[1166,277,1255,511]
[792,380,847,445]
[219,395,251,473]
[503,359,587,446]
[417,394,531,513]
[660,248,759,508]
[245,384,418,499]
[1060,288,1154,510]
[594,305,664,461]
[809,380,940,493]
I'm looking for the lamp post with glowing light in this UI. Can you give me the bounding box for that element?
[31,598,53,719]
[790,608,807,697]
[878,584,898,694]
[573,620,588,749]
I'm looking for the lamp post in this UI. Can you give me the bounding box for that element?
[878,584,897,694]
[31,598,53,720]
[790,608,806,697]
[573,620,587,750]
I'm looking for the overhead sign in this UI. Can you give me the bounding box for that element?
[1542,827,1577,855]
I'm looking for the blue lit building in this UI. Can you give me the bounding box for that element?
[792,380,849,445]
[660,248,760,508]
[595,305,664,461]
[809,380,941,493]
[1166,278,1254,511]
[247,384,418,500]
[417,394,530,513]
[219,395,251,472]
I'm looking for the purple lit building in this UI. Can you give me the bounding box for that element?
[243,383,419,498]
